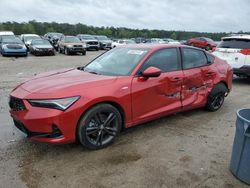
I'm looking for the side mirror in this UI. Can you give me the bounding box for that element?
[141,67,161,78]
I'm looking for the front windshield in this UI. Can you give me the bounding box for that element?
[84,48,149,76]
[96,36,108,40]
[82,35,95,40]
[24,36,40,42]
[51,33,62,38]
[2,38,22,44]
[65,37,80,43]
[32,39,51,45]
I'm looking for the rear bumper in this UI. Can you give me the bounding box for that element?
[233,66,250,76]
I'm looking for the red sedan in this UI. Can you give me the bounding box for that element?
[186,37,217,51]
[9,44,233,149]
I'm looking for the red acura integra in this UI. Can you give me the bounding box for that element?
[9,44,233,149]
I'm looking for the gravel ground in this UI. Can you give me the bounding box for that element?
[0,51,249,188]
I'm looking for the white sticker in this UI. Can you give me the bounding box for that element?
[127,50,145,55]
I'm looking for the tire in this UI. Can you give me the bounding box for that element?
[206,83,228,112]
[205,45,211,51]
[82,50,86,55]
[58,47,61,53]
[65,48,69,55]
[96,47,99,51]
[77,103,122,150]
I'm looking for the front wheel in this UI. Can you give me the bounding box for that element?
[206,83,228,111]
[77,104,122,150]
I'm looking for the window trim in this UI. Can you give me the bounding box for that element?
[180,47,211,70]
[135,47,182,76]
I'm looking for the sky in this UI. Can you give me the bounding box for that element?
[0,0,249,33]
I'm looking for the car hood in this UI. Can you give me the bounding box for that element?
[99,40,112,43]
[18,68,117,97]
[65,43,83,46]
[83,39,98,42]
[33,44,53,48]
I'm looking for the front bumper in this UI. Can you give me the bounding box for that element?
[67,47,85,53]
[32,49,55,56]
[9,97,80,144]
[2,49,27,56]
[233,66,250,76]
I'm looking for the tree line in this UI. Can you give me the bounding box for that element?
[0,20,249,41]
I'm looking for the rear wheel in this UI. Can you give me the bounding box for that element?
[206,83,228,111]
[77,104,122,150]
[205,45,211,51]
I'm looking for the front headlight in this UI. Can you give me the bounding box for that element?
[66,45,73,48]
[28,96,80,111]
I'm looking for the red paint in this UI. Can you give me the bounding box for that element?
[9,45,232,144]
[187,37,217,49]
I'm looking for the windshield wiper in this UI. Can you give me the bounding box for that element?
[88,71,100,75]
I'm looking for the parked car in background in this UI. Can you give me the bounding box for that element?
[9,44,232,149]
[20,34,41,48]
[29,39,55,56]
[111,39,135,48]
[0,37,27,57]
[58,36,86,55]
[186,37,217,51]
[44,32,63,51]
[0,31,15,46]
[94,35,112,50]
[132,37,146,43]
[162,38,181,44]
[77,34,99,51]
[212,34,250,77]
[149,38,166,44]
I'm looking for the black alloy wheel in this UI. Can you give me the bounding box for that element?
[77,104,122,150]
[206,83,228,111]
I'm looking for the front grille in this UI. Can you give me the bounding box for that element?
[9,96,26,111]
[73,45,82,48]
[7,44,23,49]
[73,48,83,51]
[87,41,98,45]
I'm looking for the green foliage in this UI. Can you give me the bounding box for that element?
[0,20,249,40]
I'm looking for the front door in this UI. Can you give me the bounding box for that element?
[131,48,183,123]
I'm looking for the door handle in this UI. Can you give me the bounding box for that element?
[170,77,182,82]
[206,72,215,76]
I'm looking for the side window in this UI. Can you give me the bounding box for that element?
[206,53,215,64]
[182,48,207,69]
[140,48,180,72]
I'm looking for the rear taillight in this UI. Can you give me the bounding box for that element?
[240,49,250,55]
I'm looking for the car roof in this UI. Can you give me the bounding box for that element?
[22,34,40,37]
[121,43,191,50]
[0,31,14,36]
[222,34,250,40]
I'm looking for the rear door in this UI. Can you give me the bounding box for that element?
[213,38,250,68]
[131,48,183,122]
[181,47,208,110]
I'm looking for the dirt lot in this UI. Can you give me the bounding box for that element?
[0,51,249,188]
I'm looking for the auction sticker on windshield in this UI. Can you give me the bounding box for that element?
[127,50,147,55]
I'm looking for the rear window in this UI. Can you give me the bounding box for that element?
[218,38,250,49]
